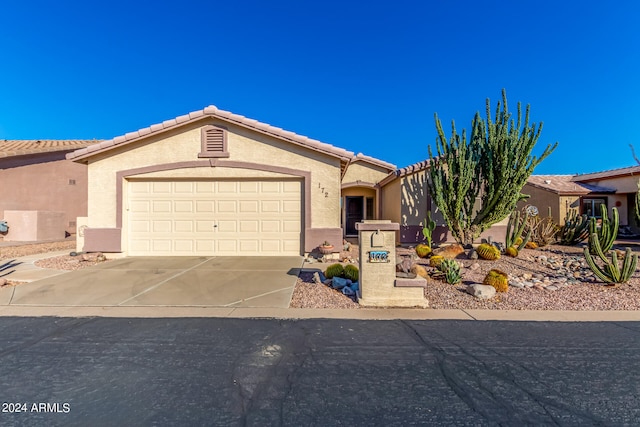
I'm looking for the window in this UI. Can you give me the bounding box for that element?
[198,125,229,158]
[365,197,374,220]
[582,198,607,218]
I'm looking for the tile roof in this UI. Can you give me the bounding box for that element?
[527,175,615,195]
[67,105,374,164]
[572,165,640,182]
[352,152,396,171]
[0,139,101,158]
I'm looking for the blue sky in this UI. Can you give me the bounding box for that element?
[1,1,638,174]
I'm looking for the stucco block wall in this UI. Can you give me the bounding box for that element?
[86,120,342,230]
[0,154,87,235]
[3,210,65,241]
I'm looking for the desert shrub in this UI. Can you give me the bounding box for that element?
[324,263,344,279]
[343,264,359,282]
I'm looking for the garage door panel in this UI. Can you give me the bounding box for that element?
[239,201,259,213]
[175,221,193,233]
[283,220,301,232]
[153,220,172,232]
[217,201,237,213]
[174,240,194,252]
[261,221,280,233]
[152,201,172,213]
[130,201,151,213]
[196,201,214,213]
[174,200,194,213]
[128,179,301,256]
[153,182,172,193]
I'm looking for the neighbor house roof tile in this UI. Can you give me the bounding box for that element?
[527,175,615,195]
[572,165,640,182]
[0,139,101,158]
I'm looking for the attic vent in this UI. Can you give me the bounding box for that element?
[544,180,552,184]
[198,125,229,158]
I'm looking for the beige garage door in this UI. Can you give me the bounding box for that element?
[127,179,302,256]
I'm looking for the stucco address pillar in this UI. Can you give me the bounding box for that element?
[356,220,429,308]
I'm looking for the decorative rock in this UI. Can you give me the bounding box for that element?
[467,284,497,299]
[433,244,465,259]
[522,273,533,280]
[469,262,481,271]
[411,264,429,279]
[468,248,479,260]
[510,281,525,289]
[546,285,559,291]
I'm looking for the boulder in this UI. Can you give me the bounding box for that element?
[411,264,429,279]
[433,244,465,259]
[466,284,497,299]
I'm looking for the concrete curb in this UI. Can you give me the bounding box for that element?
[0,305,639,321]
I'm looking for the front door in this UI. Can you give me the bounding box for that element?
[345,196,364,236]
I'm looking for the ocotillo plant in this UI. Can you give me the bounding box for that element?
[588,205,618,253]
[422,211,436,248]
[505,210,531,251]
[558,210,589,245]
[584,234,637,284]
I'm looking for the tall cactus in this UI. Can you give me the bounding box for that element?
[584,234,637,284]
[589,205,618,253]
[505,210,531,251]
[428,89,557,245]
[558,210,589,245]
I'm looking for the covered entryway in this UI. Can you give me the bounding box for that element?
[127,179,302,256]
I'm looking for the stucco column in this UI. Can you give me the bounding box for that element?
[356,220,428,308]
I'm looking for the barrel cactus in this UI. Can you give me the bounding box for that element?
[476,243,501,260]
[429,255,445,268]
[525,241,538,249]
[325,263,345,279]
[343,264,359,282]
[483,269,509,292]
[415,244,432,259]
[505,246,519,257]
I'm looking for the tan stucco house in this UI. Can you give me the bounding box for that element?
[0,140,97,240]
[522,168,640,231]
[67,106,398,256]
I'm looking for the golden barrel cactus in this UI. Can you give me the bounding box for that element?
[415,244,432,259]
[429,255,444,268]
[476,243,501,260]
[505,246,519,257]
[483,269,509,292]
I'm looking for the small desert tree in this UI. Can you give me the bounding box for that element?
[428,89,558,245]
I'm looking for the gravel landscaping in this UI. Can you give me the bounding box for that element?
[4,239,640,311]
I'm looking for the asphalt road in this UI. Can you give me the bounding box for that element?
[1,318,640,426]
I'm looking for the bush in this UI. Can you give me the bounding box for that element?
[343,264,359,282]
[324,263,344,279]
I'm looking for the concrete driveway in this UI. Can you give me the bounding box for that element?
[1,256,303,308]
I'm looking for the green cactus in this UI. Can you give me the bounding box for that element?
[324,263,344,279]
[422,211,436,248]
[584,234,637,284]
[558,210,590,245]
[436,258,462,284]
[343,264,359,282]
[415,244,432,258]
[589,205,618,253]
[505,210,531,252]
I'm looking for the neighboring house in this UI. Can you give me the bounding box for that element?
[522,167,640,232]
[0,140,99,239]
[67,106,397,256]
